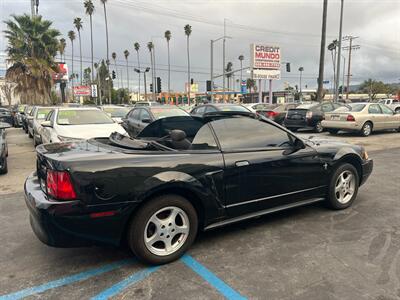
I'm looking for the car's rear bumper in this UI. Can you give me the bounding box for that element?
[284,118,314,129]
[24,172,129,248]
[322,120,362,131]
[360,159,373,186]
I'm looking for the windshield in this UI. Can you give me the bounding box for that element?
[215,105,250,112]
[36,108,52,120]
[297,103,317,109]
[57,109,114,125]
[334,104,366,112]
[103,107,130,118]
[150,107,189,119]
[378,100,386,104]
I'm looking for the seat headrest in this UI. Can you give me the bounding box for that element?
[170,129,187,141]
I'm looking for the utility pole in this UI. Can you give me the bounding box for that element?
[223,18,226,101]
[317,0,328,102]
[334,0,344,103]
[210,40,214,103]
[343,36,360,99]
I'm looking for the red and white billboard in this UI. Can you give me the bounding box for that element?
[251,44,281,70]
[52,63,69,82]
[73,85,91,96]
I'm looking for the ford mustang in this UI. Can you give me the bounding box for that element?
[24,112,373,265]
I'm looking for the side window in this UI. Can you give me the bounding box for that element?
[131,109,140,120]
[211,117,292,150]
[195,106,206,114]
[368,104,382,114]
[191,125,218,150]
[50,110,56,125]
[140,109,151,121]
[380,105,393,115]
[205,106,217,113]
[46,110,53,121]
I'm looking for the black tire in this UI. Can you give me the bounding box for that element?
[328,129,339,135]
[127,194,198,265]
[33,135,39,147]
[395,108,400,114]
[326,163,359,210]
[360,122,372,137]
[314,121,324,133]
[0,157,8,175]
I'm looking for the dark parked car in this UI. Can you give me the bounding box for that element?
[0,122,11,174]
[22,105,34,133]
[190,103,251,116]
[284,102,346,133]
[25,111,373,265]
[13,105,27,128]
[0,108,14,127]
[263,103,299,125]
[122,105,189,137]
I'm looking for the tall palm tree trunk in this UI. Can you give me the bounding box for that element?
[90,15,94,82]
[126,59,129,93]
[167,40,170,94]
[187,36,190,105]
[103,2,111,103]
[150,50,154,101]
[136,51,141,98]
[71,41,74,101]
[79,31,82,84]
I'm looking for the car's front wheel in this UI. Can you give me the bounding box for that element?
[128,194,198,265]
[360,122,372,137]
[327,163,359,210]
[314,121,324,133]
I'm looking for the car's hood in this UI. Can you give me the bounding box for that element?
[303,135,363,156]
[112,117,123,124]
[56,123,127,139]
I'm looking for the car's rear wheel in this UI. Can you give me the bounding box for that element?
[328,129,339,135]
[326,163,359,210]
[127,194,198,265]
[0,157,8,175]
[360,122,372,137]
[314,121,324,133]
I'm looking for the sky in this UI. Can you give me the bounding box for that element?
[0,0,399,93]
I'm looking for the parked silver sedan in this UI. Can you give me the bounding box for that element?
[322,103,400,136]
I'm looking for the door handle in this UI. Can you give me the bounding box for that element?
[235,160,250,167]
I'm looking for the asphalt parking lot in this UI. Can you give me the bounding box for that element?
[1,128,400,299]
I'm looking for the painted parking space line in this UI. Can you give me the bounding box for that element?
[90,265,160,300]
[181,255,247,300]
[0,259,135,300]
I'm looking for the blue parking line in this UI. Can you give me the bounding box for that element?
[90,265,160,300]
[181,255,247,300]
[0,259,135,300]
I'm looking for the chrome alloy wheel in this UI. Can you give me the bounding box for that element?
[335,170,356,204]
[363,123,372,136]
[144,206,190,256]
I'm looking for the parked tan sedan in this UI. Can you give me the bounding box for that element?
[322,103,400,136]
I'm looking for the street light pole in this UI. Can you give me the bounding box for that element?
[210,40,214,103]
[335,0,344,102]
[341,54,346,100]
[298,67,304,101]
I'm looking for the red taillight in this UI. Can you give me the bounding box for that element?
[46,170,77,200]
[346,114,355,122]
[266,111,278,118]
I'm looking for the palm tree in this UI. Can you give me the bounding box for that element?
[164,30,172,94]
[68,30,76,98]
[134,42,141,97]
[100,0,109,63]
[246,78,255,94]
[73,18,83,84]
[184,24,192,104]
[147,42,154,100]
[58,38,67,61]
[4,14,60,104]
[238,55,244,83]
[124,50,130,93]
[84,0,95,82]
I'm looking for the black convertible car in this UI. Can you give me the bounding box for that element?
[24,112,373,264]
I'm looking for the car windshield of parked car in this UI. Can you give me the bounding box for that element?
[150,107,189,119]
[57,109,114,125]
[36,108,52,120]
[214,105,250,112]
[211,117,292,150]
[297,103,317,109]
[103,107,130,118]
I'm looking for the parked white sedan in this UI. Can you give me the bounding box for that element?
[40,107,127,144]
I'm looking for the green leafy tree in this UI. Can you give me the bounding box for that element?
[73,17,83,84]
[58,38,66,61]
[83,67,91,85]
[359,79,392,100]
[4,14,60,104]
[246,78,255,93]
[95,60,111,102]
[68,30,76,84]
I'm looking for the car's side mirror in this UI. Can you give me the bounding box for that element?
[41,120,52,128]
[294,138,306,150]
[142,118,151,124]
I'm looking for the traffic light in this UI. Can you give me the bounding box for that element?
[150,83,153,92]
[157,77,162,93]
[112,70,116,79]
[190,78,194,85]
[286,63,291,72]
[206,80,212,91]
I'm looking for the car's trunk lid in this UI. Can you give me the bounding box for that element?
[286,109,308,120]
